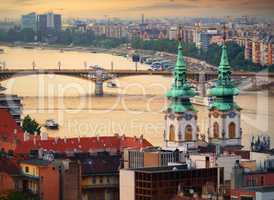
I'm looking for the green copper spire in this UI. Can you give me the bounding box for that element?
[166,41,197,113]
[208,42,240,112]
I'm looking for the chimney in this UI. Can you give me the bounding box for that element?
[55,137,58,144]
[64,136,67,143]
[114,133,119,138]
[139,134,143,144]
[41,132,48,141]
[24,131,29,141]
[13,129,17,135]
[33,137,36,145]
[96,135,100,142]
[78,135,81,143]
[121,134,125,141]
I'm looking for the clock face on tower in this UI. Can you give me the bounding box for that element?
[183,113,193,121]
[228,111,236,118]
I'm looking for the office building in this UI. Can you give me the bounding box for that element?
[37,12,62,33]
[21,12,37,31]
[120,165,223,200]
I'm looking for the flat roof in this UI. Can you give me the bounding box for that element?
[20,159,52,166]
[129,165,219,174]
[242,186,274,193]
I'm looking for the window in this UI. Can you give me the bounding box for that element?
[185,125,192,141]
[261,176,264,185]
[25,166,29,173]
[229,122,236,138]
[92,177,96,184]
[213,122,219,138]
[169,125,175,141]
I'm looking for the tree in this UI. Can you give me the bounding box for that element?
[22,115,41,135]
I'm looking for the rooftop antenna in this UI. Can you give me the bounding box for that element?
[222,23,227,43]
[177,26,182,42]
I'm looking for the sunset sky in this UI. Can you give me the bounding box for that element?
[0,0,274,19]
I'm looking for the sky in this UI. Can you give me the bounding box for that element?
[0,0,274,19]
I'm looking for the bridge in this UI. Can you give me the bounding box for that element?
[0,68,273,96]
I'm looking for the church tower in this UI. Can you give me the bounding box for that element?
[164,37,198,152]
[207,29,242,149]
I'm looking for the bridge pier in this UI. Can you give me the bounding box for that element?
[94,69,104,96]
[95,80,103,96]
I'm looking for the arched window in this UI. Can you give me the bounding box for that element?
[229,122,236,138]
[169,125,175,141]
[185,125,193,141]
[213,122,219,138]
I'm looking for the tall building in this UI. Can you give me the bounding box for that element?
[37,12,62,33]
[21,12,37,31]
[252,40,261,64]
[53,14,62,31]
[168,27,178,40]
[120,165,223,200]
[37,14,47,33]
[164,39,198,151]
[207,40,242,149]
[200,29,218,50]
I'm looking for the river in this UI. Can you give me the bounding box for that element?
[0,45,273,149]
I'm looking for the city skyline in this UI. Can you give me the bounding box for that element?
[0,0,274,20]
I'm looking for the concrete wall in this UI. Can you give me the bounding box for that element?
[120,169,135,200]
[217,155,240,181]
[144,152,160,168]
[256,191,274,200]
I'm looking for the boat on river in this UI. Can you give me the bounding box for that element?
[45,119,59,130]
[107,81,118,88]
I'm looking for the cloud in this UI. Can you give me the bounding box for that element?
[119,1,198,12]
[0,0,274,19]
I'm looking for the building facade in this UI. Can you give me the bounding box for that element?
[120,165,223,200]
[207,41,242,149]
[164,40,198,151]
[21,12,37,31]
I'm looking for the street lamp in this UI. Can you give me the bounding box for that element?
[58,61,61,71]
[32,61,36,70]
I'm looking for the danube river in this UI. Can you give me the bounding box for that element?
[0,45,273,148]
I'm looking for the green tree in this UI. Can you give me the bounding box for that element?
[22,115,41,135]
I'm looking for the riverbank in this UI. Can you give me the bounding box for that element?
[0,41,217,72]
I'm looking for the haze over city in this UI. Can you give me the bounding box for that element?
[1,0,274,199]
[1,0,274,19]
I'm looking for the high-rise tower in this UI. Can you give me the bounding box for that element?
[164,36,198,152]
[207,29,242,149]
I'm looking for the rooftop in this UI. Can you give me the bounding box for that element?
[20,159,52,166]
[15,135,152,154]
[131,164,189,173]
[0,157,21,175]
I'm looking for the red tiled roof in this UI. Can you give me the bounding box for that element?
[0,108,152,154]
[0,157,21,175]
[0,108,24,144]
[15,135,152,154]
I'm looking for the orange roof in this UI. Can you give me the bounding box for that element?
[0,108,152,154]
[15,135,152,154]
